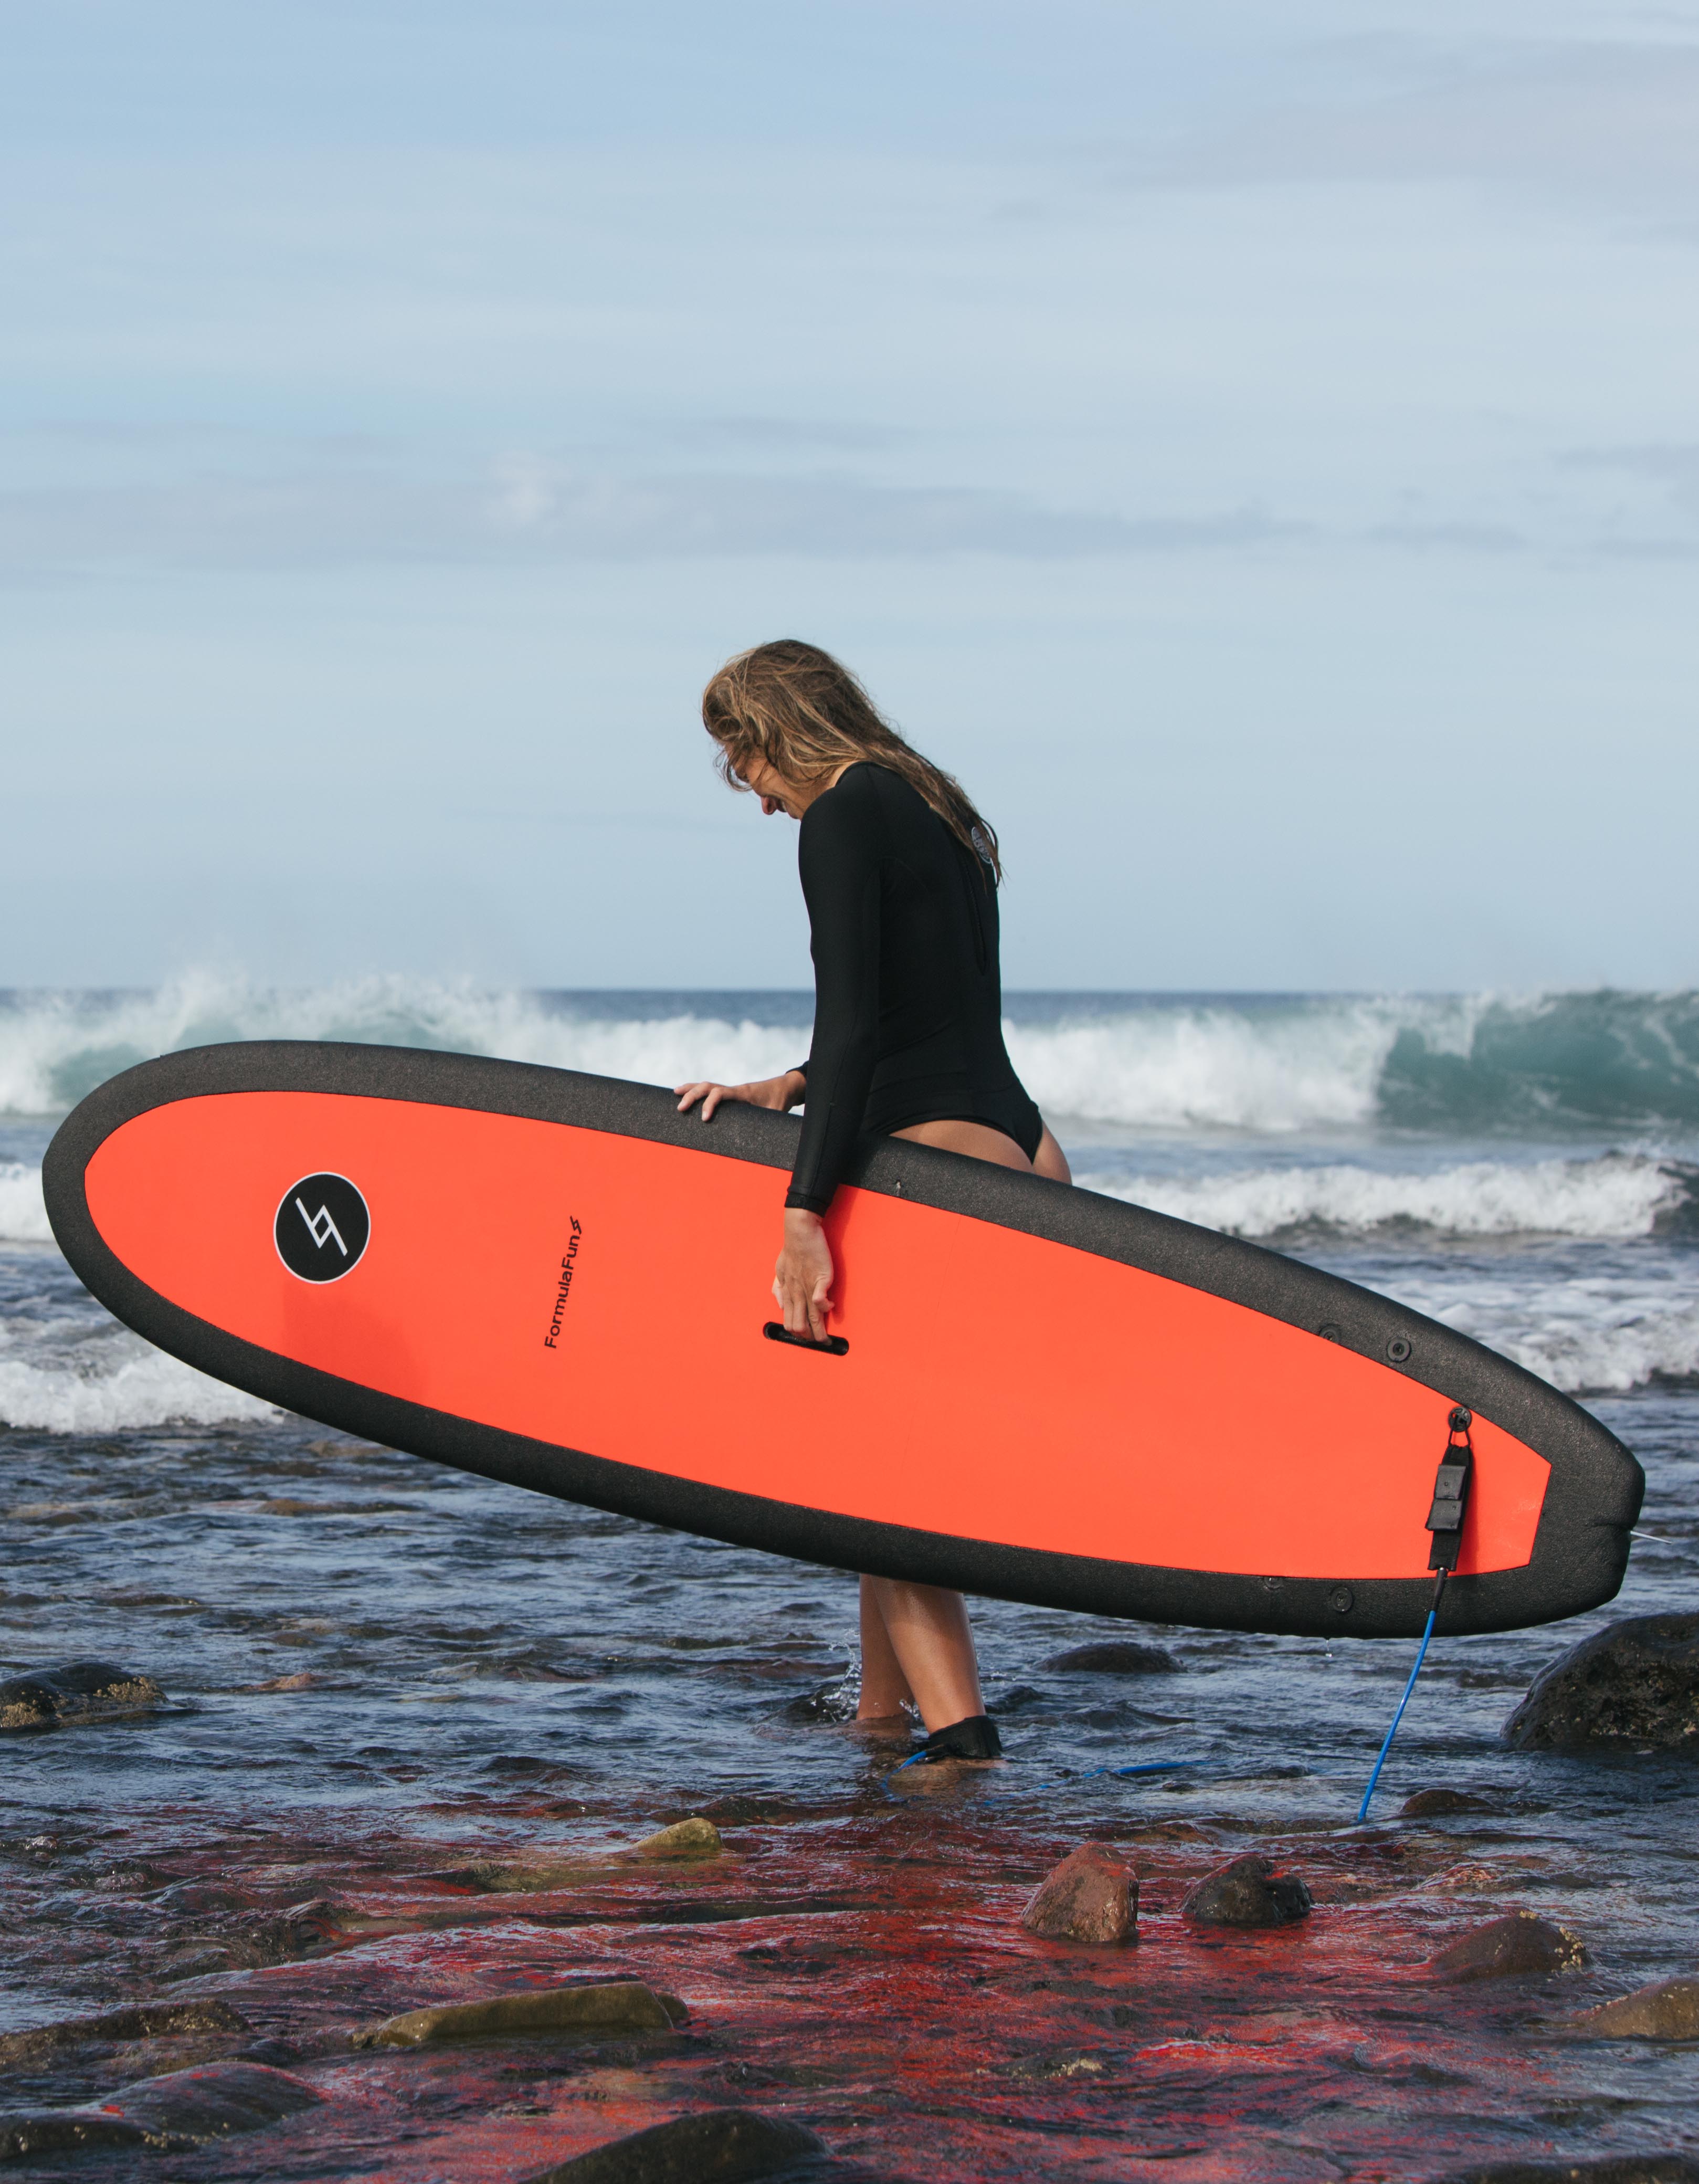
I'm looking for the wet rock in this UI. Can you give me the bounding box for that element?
[358,1980,683,2048]
[52,1661,164,1704]
[522,2107,828,2182]
[0,1999,249,2067]
[1505,1613,1699,1751]
[87,2059,320,2145]
[1043,1642,1178,1675]
[1008,2049,1110,2080]
[1570,1978,1699,2040]
[1020,1842,1138,1944]
[1181,1853,1312,1929]
[155,1880,255,1916]
[0,1661,165,1730]
[0,1679,64,1730]
[220,1897,353,1965]
[1429,1911,1588,1983]
[632,1816,723,1860]
[0,2112,146,2158]
[1439,2158,1699,2182]
[1402,1788,1497,1816]
[0,2062,321,2158]
[477,1860,593,1894]
[1434,1864,1504,1894]
[781,1681,858,1724]
[987,1684,1047,1713]
[702,1794,805,1825]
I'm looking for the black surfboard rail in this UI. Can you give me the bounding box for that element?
[44,1041,1644,1640]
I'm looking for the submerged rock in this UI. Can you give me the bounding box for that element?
[1020,1842,1138,1944]
[1439,2158,1699,2182]
[1008,2049,1110,2080]
[1181,1853,1312,1929]
[522,2107,828,2182]
[87,2060,320,2146]
[632,1816,723,1860]
[460,1815,723,1892]
[1434,1864,1504,1894]
[0,2062,321,2158]
[1401,1788,1497,1817]
[1043,1642,1178,1675]
[1428,1912,1588,1983]
[0,1662,165,1731]
[782,1681,859,1724]
[987,1684,1048,1713]
[0,1999,249,2067]
[1505,1614,1699,1751]
[455,1856,591,1893]
[0,2112,147,2158]
[1570,1978,1699,2040]
[220,1898,354,1965]
[358,1980,684,2048]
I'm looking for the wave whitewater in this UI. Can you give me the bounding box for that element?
[1093,1153,1695,1242]
[0,1337,277,1434]
[0,1162,51,1244]
[6,978,1699,1132]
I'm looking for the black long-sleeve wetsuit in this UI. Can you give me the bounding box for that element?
[784,762,1043,1214]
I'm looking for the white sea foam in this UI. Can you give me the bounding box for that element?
[1385,1267,1699,1396]
[0,1163,51,1243]
[0,1340,277,1433]
[0,974,810,1117]
[6,976,1699,1131]
[1087,1153,1690,1242]
[1004,1000,1444,1131]
[0,974,1482,1132]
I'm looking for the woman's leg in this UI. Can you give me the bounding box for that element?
[851,1112,1065,1738]
[856,1574,916,1721]
[860,1576,985,1732]
[1033,1125,1072,1184]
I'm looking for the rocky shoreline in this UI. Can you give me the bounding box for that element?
[2,1607,1697,2182]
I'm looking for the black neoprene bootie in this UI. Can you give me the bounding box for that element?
[916,1713,1002,1762]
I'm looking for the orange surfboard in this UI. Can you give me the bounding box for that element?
[44,1042,1641,1638]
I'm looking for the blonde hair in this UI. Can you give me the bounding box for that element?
[701,638,1001,881]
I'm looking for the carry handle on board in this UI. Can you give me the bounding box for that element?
[763,1322,849,1358]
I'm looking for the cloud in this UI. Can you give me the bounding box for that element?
[1564,441,1699,509]
[0,457,1297,571]
[1124,40,1699,206]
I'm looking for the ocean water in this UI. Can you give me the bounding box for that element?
[3,981,1697,2181]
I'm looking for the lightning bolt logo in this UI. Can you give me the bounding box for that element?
[294,1197,348,1256]
[276,1173,369,1282]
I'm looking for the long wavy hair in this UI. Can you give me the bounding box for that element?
[701,638,1001,881]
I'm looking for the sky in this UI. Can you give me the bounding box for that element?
[4,0,1698,992]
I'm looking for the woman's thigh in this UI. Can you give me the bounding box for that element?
[1033,1125,1072,1184]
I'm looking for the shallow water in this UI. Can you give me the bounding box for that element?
[3,988,1698,2178]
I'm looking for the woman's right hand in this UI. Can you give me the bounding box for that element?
[775,1208,835,1341]
[675,1069,805,1122]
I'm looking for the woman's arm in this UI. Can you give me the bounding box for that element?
[785,779,883,1216]
[674,1068,806,1121]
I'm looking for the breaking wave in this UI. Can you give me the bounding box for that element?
[0,1338,277,1434]
[1384,1267,1699,1397]
[1093,1153,1696,1243]
[5,978,1699,1134]
[0,1162,50,1244]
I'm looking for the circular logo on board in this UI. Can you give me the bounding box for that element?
[275,1174,370,1283]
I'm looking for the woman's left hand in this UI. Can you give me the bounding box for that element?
[775,1209,835,1342]
[675,1070,804,1122]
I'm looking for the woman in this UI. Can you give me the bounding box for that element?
[676,638,1071,1763]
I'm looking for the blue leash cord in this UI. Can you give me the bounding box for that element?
[888,1752,1199,1802]
[1356,1578,1444,1823]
